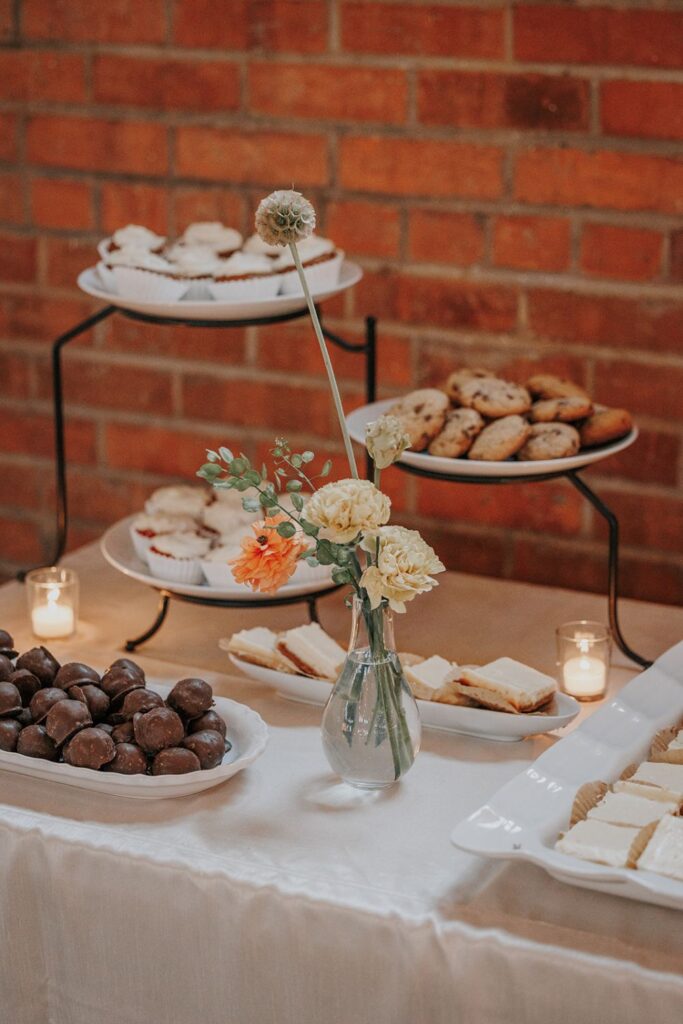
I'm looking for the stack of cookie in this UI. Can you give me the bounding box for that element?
[387,371,633,462]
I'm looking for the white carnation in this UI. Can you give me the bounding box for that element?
[305,479,390,544]
[255,190,316,247]
[360,525,445,612]
[365,414,411,470]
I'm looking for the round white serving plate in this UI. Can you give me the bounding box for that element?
[347,398,638,479]
[101,516,337,602]
[0,683,268,800]
[227,655,579,741]
[77,260,362,322]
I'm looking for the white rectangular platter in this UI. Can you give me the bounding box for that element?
[226,653,579,742]
[0,683,268,800]
[451,641,683,910]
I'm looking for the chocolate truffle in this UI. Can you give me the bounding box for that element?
[0,629,17,659]
[63,727,116,770]
[182,730,225,770]
[16,707,32,727]
[16,724,59,761]
[151,747,200,775]
[188,710,227,739]
[54,662,100,690]
[114,688,164,723]
[97,722,114,736]
[100,668,144,703]
[45,698,91,746]
[79,684,110,723]
[133,707,184,754]
[0,654,13,682]
[9,669,41,705]
[167,678,213,719]
[16,646,60,686]
[0,682,21,719]
[30,687,69,724]
[108,658,145,682]
[0,719,22,751]
[106,743,148,775]
[110,721,134,744]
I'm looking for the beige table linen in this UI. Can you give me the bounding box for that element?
[0,544,682,1024]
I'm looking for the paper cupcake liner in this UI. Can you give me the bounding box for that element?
[182,279,214,301]
[96,261,118,293]
[201,559,239,588]
[207,275,280,302]
[130,525,155,565]
[290,561,334,586]
[279,252,344,296]
[112,266,188,303]
[569,780,609,827]
[630,820,659,868]
[650,727,683,764]
[146,547,204,585]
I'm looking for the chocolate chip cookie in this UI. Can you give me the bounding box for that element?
[388,388,450,452]
[579,408,633,448]
[428,408,484,457]
[530,396,593,423]
[459,378,532,418]
[468,415,531,461]
[526,374,589,400]
[518,423,581,461]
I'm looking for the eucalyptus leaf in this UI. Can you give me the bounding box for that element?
[276,521,297,539]
[301,519,319,537]
[331,567,351,585]
[230,458,247,476]
[219,447,234,463]
[320,460,332,477]
[315,540,335,565]
[242,498,261,513]
[259,492,278,508]
[301,451,314,464]
[244,469,262,486]
[291,493,304,511]
[285,479,302,492]
[290,454,303,468]
[206,450,219,462]
[198,462,222,480]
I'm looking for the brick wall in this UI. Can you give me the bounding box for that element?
[1,0,682,604]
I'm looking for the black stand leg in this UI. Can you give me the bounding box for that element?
[125,592,172,652]
[306,597,320,624]
[567,472,652,668]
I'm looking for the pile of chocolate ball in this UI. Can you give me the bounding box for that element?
[0,629,229,775]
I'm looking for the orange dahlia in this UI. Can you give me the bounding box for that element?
[230,514,307,594]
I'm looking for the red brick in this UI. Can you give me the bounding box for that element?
[0,295,95,342]
[0,459,48,511]
[0,351,33,398]
[30,178,94,231]
[418,478,583,536]
[325,200,400,259]
[341,3,504,59]
[249,63,407,123]
[67,470,154,525]
[0,0,13,41]
[0,233,37,283]
[592,489,683,554]
[65,523,104,550]
[593,360,683,424]
[515,148,683,215]
[182,375,339,437]
[172,0,327,52]
[93,56,240,113]
[0,409,96,463]
[340,137,503,199]
[514,6,683,70]
[56,359,174,415]
[418,71,589,132]
[528,289,683,355]
[43,238,96,288]
[0,515,43,563]
[0,114,18,162]
[22,0,166,43]
[399,276,517,333]
[408,210,484,266]
[105,422,239,477]
[102,317,248,363]
[0,173,24,225]
[671,231,683,284]
[101,182,169,237]
[27,117,168,177]
[0,51,86,103]
[580,224,662,282]
[416,525,507,579]
[601,80,683,143]
[176,127,328,186]
[619,558,683,606]
[587,428,679,487]
[493,216,570,272]
[172,188,245,236]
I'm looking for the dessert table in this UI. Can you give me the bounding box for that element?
[1,543,682,1024]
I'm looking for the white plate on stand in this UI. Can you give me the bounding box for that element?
[100,516,337,602]
[78,261,362,322]
[226,654,580,740]
[451,641,683,910]
[347,398,638,479]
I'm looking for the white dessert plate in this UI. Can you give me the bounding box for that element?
[100,515,337,601]
[0,683,268,800]
[451,641,683,910]
[226,654,579,740]
[77,261,362,322]
[347,398,638,479]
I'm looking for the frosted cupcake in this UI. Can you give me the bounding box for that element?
[146,532,212,585]
[164,244,223,300]
[98,224,166,260]
[273,235,343,295]
[289,558,334,586]
[201,500,255,540]
[207,252,279,302]
[145,485,210,520]
[200,544,242,588]
[181,222,243,258]
[112,252,188,302]
[129,512,198,563]
[242,233,282,259]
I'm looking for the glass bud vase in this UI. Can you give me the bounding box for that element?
[321,596,421,789]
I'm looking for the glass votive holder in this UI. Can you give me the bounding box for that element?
[26,567,79,640]
[556,621,610,701]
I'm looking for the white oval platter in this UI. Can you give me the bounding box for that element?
[347,398,638,479]
[0,683,268,800]
[227,654,579,742]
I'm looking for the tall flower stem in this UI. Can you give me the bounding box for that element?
[289,242,358,480]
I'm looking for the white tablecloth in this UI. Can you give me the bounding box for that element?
[1,545,682,1024]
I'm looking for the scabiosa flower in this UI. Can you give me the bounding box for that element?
[254,190,316,247]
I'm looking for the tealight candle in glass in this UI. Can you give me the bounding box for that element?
[26,567,79,640]
[556,621,610,701]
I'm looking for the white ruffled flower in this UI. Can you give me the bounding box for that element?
[305,479,390,544]
[255,190,316,247]
[365,414,411,470]
[360,525,445,613]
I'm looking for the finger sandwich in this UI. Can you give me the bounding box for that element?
[637,815,683,881]
[403,655,461,702]
[614,762,683,804]
[223,627,298,674]
[586,790,678,828]
[555,819,646,869]
[453,657,556,713]
[277,623,346,681]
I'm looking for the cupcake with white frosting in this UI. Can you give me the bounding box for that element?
[201,500,255,541]
[145,485,210,520]
[146,532,212,585]
[129,512,198,563]
[200,543,242,588]
[111,251,188,302]
[242,233,282,259]
[208,252,279,301]
[98,224,166,260]
[181,222,243,258]
[164,244,223,300]
[273,235,343,295]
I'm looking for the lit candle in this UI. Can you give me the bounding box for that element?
[562,654,606,699]
[31,586,75,639]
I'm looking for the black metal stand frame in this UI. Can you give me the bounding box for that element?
[25,303,376,651]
